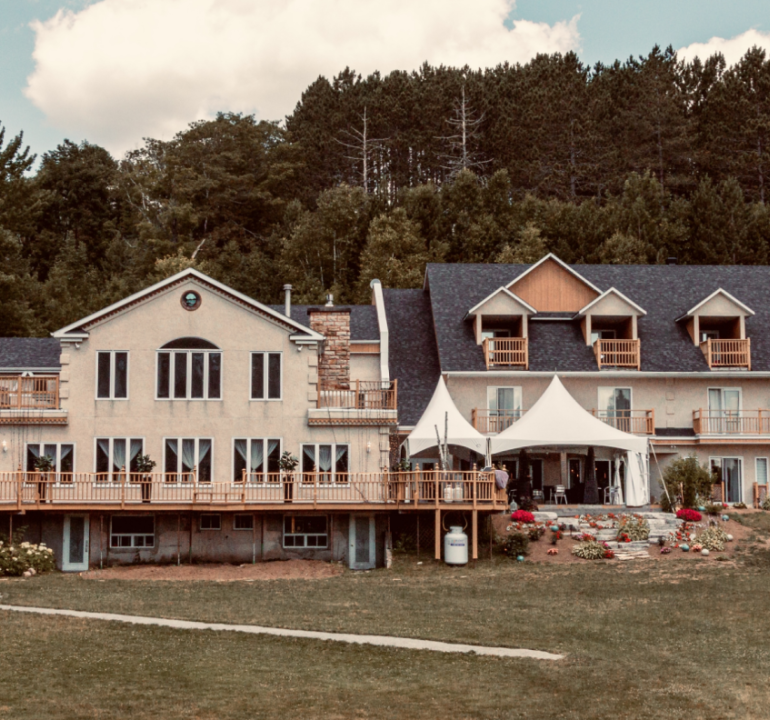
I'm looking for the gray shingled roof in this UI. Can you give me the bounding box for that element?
[426,263,770,372]
[268,305,379,341]
[383,289,441,426]
[0,338,61,371]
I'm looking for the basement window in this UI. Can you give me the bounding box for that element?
[200,514,221,531]
[110,516,154,548]
[233,515,254,530]
[283,515,328,548]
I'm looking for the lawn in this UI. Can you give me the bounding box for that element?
[1,552,770,719]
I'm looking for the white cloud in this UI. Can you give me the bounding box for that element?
[24,0,580,157]
[678,28,770,66]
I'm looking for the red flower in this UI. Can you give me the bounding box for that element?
[511,510,535,523]
[676,509,702,522]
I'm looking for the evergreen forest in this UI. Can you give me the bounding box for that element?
[3,45,770,336]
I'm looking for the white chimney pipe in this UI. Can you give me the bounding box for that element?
[283,284,292,317]
[325,294,334,307]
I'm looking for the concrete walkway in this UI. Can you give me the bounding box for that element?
[0,604,562,660]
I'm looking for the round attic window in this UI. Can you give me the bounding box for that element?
[181,290,201,311]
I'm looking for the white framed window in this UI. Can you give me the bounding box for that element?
[200,513,221,530]
[234,515,254,530]
[156,338,221,400]
[707,388,742,434]
[283,515,328,548]
[233,438,281,482]
[95,438,144,481]
[96,351,128,399]
[251,352,282,400]
[110,516,154,548]
[164,438,213,482]
[756,457,768,486]
[486,387,522,415]
[301,443,349,483]
[701,329,720,342]
[25,443,75,478]
[710,456,743,504]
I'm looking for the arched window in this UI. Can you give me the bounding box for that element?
[157,338,221,400]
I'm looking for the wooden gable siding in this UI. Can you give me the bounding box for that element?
[508,259,598,312]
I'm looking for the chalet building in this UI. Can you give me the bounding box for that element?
[2,255,770,570]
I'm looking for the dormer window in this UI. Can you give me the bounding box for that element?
[576,288,646,370]
[677,289,754,370]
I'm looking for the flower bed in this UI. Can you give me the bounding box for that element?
[676,508,702,522]
[510,510,535,524]
[0,532,55,577]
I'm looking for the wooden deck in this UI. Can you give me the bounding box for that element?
[0,470,507,513]
[700,338,750,370]
[693,409,770,435]
[483,338,528,369]
[591,409,655,435]
[593,339,640,370]
[0,375,59,409]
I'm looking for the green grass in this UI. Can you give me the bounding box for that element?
[1,556,770,719]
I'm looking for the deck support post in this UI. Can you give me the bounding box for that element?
[435,508,441,561]
[472,509,478,561]
[188,511,193,564]
[252,513,257,564]
[416,515,420,558]
[177,514,181,566]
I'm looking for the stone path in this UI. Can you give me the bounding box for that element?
[0,604,563,661]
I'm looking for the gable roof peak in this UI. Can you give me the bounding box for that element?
[507,253,603,295]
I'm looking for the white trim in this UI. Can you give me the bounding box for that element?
[596,386,633,416]
[370,279,390,383]
[93,437,145,478]
[576,287,647,317]
[466,286,537,317]
[678,288,756,320]
[52,268,324,341]
[709,455,744,504]
[109,514,154,550]
[300,442,350,483]
[282,514,329,549]
[707,387,743,413]
[444,370,770,378]
[0,367,60,374]
[24,442,76,478]
[249,352,283,401]
[506,253,603,295]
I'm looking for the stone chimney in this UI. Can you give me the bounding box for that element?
[308,306,351,389]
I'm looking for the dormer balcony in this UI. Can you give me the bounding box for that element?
[700,338,751,370]
[593,339,640,370]
[482,337,528,369]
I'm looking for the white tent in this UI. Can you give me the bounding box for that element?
[490,376,649,506]
[405,377,488,459]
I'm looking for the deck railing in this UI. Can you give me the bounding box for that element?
[0,375,59,409]
[317,380,397,410]
[693,409,770,435]
[700,338,751,370]
[753,483,768,509]
[593,339,640,370]
[591,409,655,434]
[0,469,506,509]
[482,337,528,369]
[471,409,524,434]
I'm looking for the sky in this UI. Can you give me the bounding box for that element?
[1,0,770,162]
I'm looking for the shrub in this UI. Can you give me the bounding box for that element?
[660,455,714,510]
[762,496,770,511]
[511,510,535,524]
[733,502,748,510]
[695,526,729,552]
[0,528,55,577]
[676,508,702,522]
[527,526,545,542]
[704,503,723,516]
[504,532,530,558]
[572,540,606,560]
[616,515,649,541]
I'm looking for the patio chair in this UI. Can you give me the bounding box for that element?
[551,485,567,505]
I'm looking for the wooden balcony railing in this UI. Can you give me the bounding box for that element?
[693,409,770,435]
[483,337,528,369]
[700,338,751,370]
[593,339,640,370]
[0,469,507,510]
[591,409,655,435]
[753,483,768,509]
[317,380,397,410]
[0,375,59,409]
[471,409,524,434]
